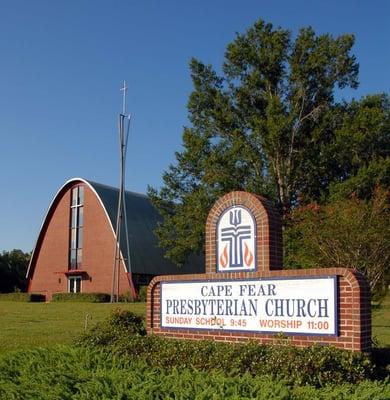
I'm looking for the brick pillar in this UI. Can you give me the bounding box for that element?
[205,191,282,273]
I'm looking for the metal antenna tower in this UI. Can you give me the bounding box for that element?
[111,80,136,302]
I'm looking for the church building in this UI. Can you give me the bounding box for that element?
[26,178,203,300]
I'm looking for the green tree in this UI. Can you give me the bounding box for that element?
[284,189,390,298]
[284,94,390,295]
[327,94,390,200]
[0,249,30,292]
[149,19,360,265]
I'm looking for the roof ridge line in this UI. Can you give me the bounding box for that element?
[84,179,148,198]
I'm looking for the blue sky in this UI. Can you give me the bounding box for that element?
[0,0,389,252]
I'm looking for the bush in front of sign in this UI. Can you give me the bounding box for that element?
[75,309,376,387]
[1,346,389,399]
[81,335,373,387]
[263,343,373,386]
[77,309,146,347]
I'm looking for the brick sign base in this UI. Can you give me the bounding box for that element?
[147,192,371,352]
[147,268,370,352]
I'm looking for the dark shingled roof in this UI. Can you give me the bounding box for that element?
[86,180,204,276]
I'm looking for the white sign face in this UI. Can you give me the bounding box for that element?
[217,206,256,272]
[161,277,337,336]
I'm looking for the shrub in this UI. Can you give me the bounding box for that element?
[137,286,147,302]
[118,291,134,302]
[284,188,390,298]
[0,346,389,399]
[118,286,147,302]
[0,292,45,302]
[78,332,373,387]
[51,292,110,302]
[76,310,375,387]
[76,309,146,346]
[372,347,390,380]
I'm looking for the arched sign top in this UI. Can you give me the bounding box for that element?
[216,205,256,272]
[205,191,283,273]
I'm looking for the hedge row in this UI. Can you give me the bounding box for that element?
[0,346,388,400]
[0,289,149,303]
[76,310,374,387]
[110,337,374,387]
[52,292,111,302]
[51,290,148,303]
[0,293,45,302]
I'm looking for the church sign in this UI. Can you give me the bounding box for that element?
[147,191,371,352]
[161,277,336,335]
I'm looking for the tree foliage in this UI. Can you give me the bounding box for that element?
[285,189,390,297]
[0,249,30,293]
[328,94,390,200]
[148,19,374,265]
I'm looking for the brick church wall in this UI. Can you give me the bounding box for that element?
[28,182,129,300]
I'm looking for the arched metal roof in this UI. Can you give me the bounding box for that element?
[26,178,204,279]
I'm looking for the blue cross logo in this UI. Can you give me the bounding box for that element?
[220,209,252,269]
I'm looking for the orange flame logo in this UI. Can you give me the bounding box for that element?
[244,243,253,267]
[219,244,228,268]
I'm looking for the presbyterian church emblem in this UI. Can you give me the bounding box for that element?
[217,205,256,272]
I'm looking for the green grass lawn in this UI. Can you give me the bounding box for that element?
[0,295,388,354]
[0,301,146,353]
[372,294,390,347]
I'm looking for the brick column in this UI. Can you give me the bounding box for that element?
[205,191,282,273]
